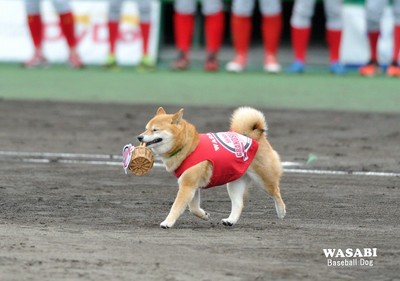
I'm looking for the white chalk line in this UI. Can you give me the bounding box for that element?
[283,168,400,177]
[1,150,399,178]
[0,150,119,160]
[21,158,166,168]
[19,158,297,170]
[0,150,301,168]
[0,150,301,167]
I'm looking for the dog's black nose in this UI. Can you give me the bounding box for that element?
[137,135,144,142]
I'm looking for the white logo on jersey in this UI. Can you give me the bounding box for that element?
[208,132,252,161]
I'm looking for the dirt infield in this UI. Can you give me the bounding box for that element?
[0,100,399,281]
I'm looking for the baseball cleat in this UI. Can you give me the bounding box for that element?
[23,52,48,69]
[263,55,281,73]
[171,52,189,71]
[359,61,378,77]
[103,54,117,69]
[329,62,346,75]
[68,51,84,69]
[204,53,219,72]
[226,55,246,73]
[287,60,305,73]
[138,55,156,71]
[386,63,400,77]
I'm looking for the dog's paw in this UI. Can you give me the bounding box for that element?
[275,202,286,219]
[277,208,286,219]
[160,220,173,229]
[202,212,210,221]
[221,219,234,227]
[190,209,210,221]
[275,200,286,219]
[198,211,210,221]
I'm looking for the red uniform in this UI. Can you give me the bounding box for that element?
[174,132,259,188]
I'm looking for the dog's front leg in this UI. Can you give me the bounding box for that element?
[160,162,209,229]
[160,185,197,229]
[189,189,210,221]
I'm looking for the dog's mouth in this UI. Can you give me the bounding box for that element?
[144,138,163,146]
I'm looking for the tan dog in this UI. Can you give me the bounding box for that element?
[137,107,286,228]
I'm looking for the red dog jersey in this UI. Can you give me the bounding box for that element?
[174,132,259,188]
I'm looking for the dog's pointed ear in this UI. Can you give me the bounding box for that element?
[172,108,184,124]
[156,107,166,115]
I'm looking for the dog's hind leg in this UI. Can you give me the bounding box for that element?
[267,183,286,219]
[222,178,248,226]
[250,168,286,219]
[188,189,210,221]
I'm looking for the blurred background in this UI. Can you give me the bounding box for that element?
[0,0,396,68]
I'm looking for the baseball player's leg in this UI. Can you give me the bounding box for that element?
[288,0,316,73]
[104,0,123,67]
[324,0,346,74]
[137,0,154,68]
[52,0,83,68]
[260,0,282,73]
[53,0,76,48]
[393,0,400,64]
[202,0,224,71]
[23,0,47,68]
[226,0,256,72]
[171,0,196,70]
[359,0,386,76]
[387,0,400,76]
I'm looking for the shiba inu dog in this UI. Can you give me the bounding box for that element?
[137,107,286,228]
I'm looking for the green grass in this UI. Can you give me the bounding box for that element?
[1,64,399,113]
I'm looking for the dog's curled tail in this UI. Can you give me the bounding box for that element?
[230,107,268,141]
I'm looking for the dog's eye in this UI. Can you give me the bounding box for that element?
[152,128,158,132]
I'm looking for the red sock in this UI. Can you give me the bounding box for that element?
[326,29,342,63]
[392,25,400,63]
[205,11,224,53]
[174,13,194,53]
[262,13,282,57]
[140,22,150,56]
[27,14,43,49]
[367,31,380,62]
[291,26,311,62]
[231,14,252,57]
[108,21,119,55]
[59,12,77,48]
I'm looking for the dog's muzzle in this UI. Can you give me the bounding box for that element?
[145,138,163,146]
[137,135,163,146]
